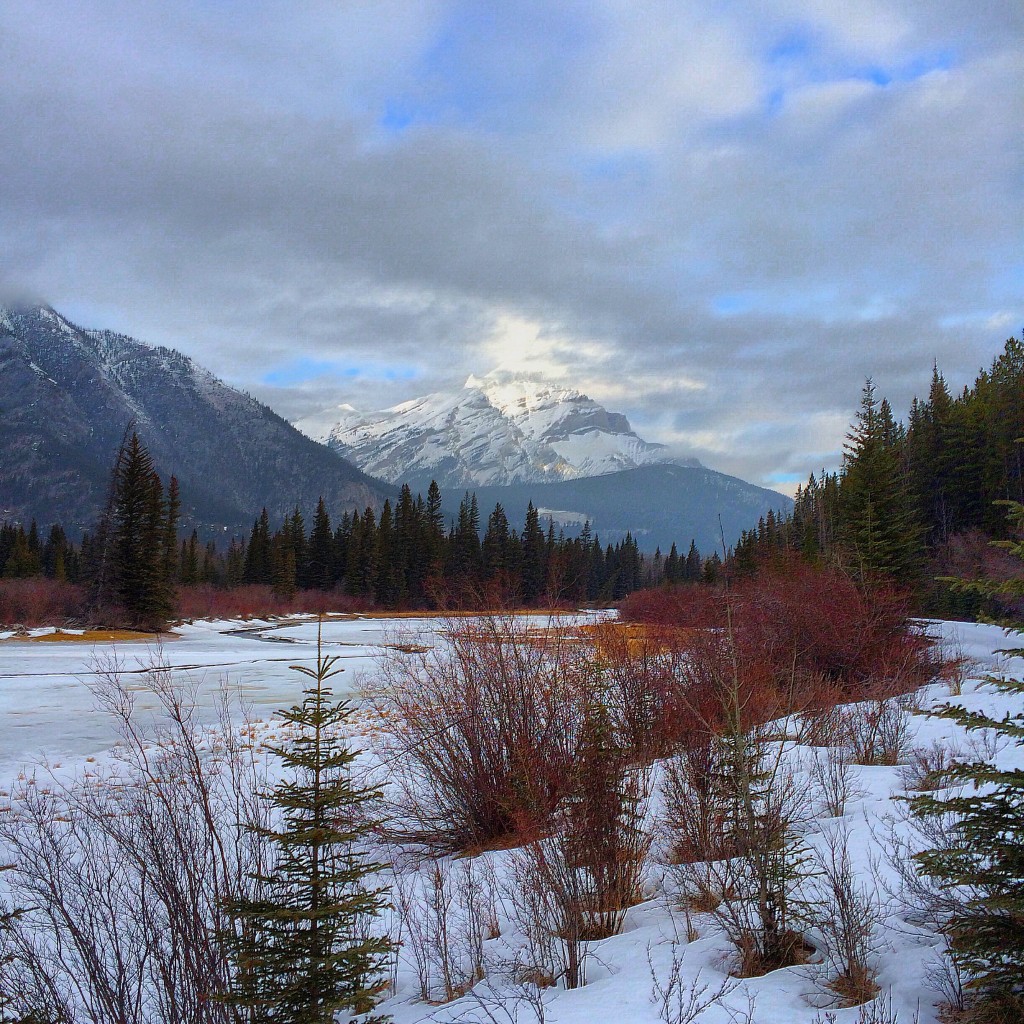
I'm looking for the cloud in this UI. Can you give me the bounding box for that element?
[0,0,1020,493]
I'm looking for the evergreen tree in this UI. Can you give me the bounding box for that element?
[664,542,680,584]
[685,539,702,582]
[909,500,1024,1019]
[374,500,398,607]
[308,498,335,592]
[180,530,200,585]
[245,510,272,585]
[107,433,177,628]
[521,501,546,602]
[162,475,181,590]
[222,626,393,1022]
[482,503,512,582]
[840,379,923,582]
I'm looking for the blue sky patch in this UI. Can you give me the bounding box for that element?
[263,357,419,386]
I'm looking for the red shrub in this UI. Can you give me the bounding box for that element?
[618,585,720,628]
[619,561,938,719]
[173,585,370,621]
[0,579,89,628]
[730,562,935,701]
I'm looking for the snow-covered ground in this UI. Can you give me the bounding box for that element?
[0,615,441,779]
[0,616,1020,1023]
[375,619,1024,1024]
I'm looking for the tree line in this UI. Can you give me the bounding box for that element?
[1,433,712,625]
[729,334,1024,611]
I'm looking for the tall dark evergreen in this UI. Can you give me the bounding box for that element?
[840,379,923,582]
[307,498,335,591]
[222,628,393,1022]
[98,432,178,628]
[909,499,1024,1020]
[521,501,546,601]
[244,509,273,585]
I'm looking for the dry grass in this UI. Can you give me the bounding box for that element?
[7,628,177,643]
[829,965,881,1007]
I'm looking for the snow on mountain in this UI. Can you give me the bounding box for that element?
[0,303,386,530]
[298,370,695,488]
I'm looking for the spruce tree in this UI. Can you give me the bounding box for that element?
[223,625,393,1022]
[840,379,923,582]
[909,499,1024,1019]
[106,432,177,628]
[307,498,335,592]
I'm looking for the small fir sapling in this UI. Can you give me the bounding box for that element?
[222,623,394,1022]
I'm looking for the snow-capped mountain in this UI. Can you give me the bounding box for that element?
[0,304,386,530]
[299,371,697,489]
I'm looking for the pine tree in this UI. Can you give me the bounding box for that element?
[840,379,923,582]
[245,509,272,585]
[308,498,335,592]
[521,501,546,602]
[223,625,393,1022]
[105,432,177,628]
[685,539,702,582]
[909,500,1024,1018]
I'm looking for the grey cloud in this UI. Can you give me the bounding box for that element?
[0,0,1020,493]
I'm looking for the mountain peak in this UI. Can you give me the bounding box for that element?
[302,371,697,489]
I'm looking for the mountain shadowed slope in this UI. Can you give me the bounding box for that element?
[457,463,793,555]
[0,305,388,533]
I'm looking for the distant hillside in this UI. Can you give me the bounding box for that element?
[451,463,792,555]
[0,305,389,534]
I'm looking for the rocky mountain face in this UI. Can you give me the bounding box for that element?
[0,305,387,533]
[298,370,696,490]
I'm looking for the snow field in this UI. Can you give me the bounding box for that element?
[0,617,1019,1022]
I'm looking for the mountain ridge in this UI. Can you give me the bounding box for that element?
[298,369,698,489]
[0,304,389,533]
[457,462,792,555]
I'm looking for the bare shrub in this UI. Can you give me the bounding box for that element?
[661,739,738,867]
[814,989,915,1024]
[393,856,499,1004]
[174,584,367,621]
[838,697,913,766]
[810,746,866,818]
[935,637,979,697]
[647,940,741,1024]
[587,620,688,758]
[368,613,591,851]
[0,578,88,628]
[885,791,976,934]
[808,823,883,1006]
[0,653,269,1022]
[662,624,814,976]
[504,740,653,990]
[925,949,968,1020]
[964,728,1010,763]
[898,739,963,792]
[621,561,939,705]
[438,968,551,1024]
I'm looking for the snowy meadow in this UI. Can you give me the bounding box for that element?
[0,613,1020,1023]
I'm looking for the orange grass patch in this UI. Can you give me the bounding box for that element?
[14,628,178,644]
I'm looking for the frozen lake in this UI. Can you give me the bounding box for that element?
[0,614,467,778]
[0,612,1015,783]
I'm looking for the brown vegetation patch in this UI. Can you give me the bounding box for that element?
[829,964,881,1007]
[7,628,176,643]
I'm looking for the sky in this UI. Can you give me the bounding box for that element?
[1,1,1021,495]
